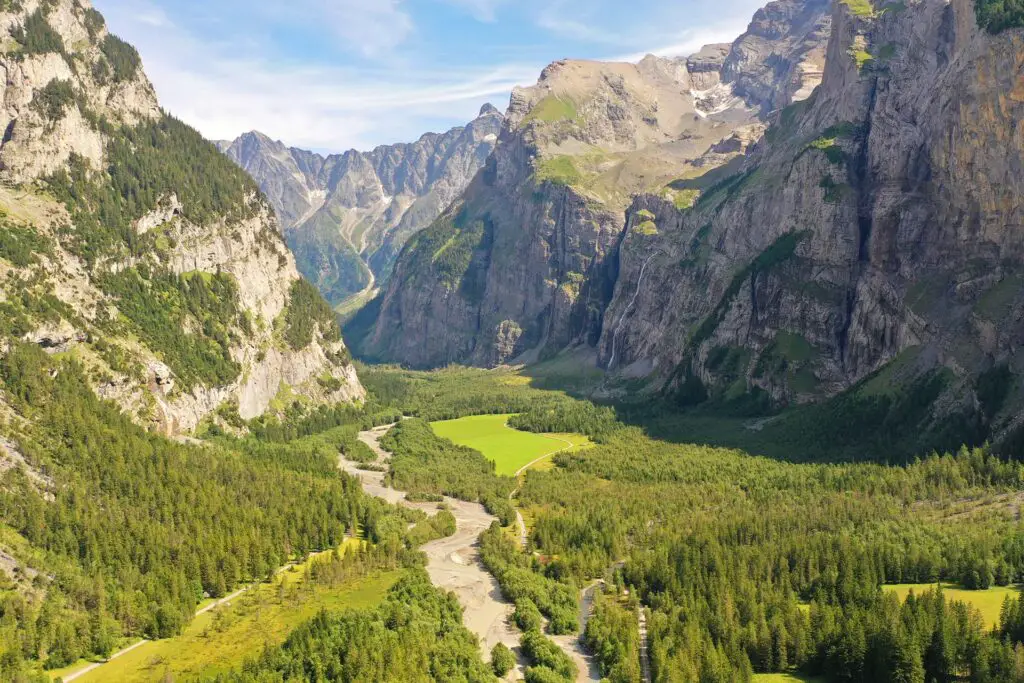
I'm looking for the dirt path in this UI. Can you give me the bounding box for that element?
[63,566,292,681]
[509,432,577,552]
[639,606,652,683]
[345,425,525,679]
[551,580,604,682]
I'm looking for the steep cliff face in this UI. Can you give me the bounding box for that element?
[0,0,361,434]
[601,0,1024,446]
[361,0,831,368]
[221,106,504,307]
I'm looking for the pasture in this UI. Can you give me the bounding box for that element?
[430,413,590,476]
[884,583,1021,629]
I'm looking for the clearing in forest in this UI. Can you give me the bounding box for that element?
[55,542,402,683]
[884,583,1021,629]
[430,413,590,476]
[752,675,824,682]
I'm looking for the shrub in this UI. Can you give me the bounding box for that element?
[283,278,341,351]
[30,79,77,120]
[492,642,516,677]
[14,9,65,56]
[100,34,140,82]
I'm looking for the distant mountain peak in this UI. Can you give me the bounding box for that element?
[479,103,501,117]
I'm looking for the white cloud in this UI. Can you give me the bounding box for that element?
[95,0,538,151]
[609,23,750,63]
[310,0,415,57]
[440,0,507,22]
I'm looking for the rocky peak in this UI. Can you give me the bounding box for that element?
[223,105,505,307]
[590,0,1024,455]
[478,102,502,117]
[359,0,834,370]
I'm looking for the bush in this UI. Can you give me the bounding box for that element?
[14,9,65,56]
[283,278,341,351]
[492,642,516,677]
[30,79,77,120]
[975,0,1024,33]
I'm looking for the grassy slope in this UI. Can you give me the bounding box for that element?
[884,583,1021,629]
[54,541,402,682]
[430,413,590,475]
[753,675,824,683]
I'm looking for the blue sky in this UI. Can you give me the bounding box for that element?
[92,0,764,153]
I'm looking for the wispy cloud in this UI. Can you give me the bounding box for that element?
[441,0,508,22]
[93,0,765,152]
[97,0,538,151]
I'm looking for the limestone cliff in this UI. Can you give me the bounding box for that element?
[360,0,831,368]
[221,105,504,308]
[0,0,362,434]
[600,0,1024,449]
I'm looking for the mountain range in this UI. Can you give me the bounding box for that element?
[347,0,1024,456]
[219,105,504,310]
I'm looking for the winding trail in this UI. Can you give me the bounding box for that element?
[63,562,300,681]
[509,432,577,551]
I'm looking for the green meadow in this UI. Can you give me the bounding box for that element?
[55,541,402,683]
[429,413,590,476]
[884,583,1021,629]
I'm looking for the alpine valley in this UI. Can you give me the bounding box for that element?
[3,0,1024,682]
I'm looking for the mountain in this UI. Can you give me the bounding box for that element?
[0,0,361,435]
[357,0,1024,456]
[358,0,831,368]
[220,105,504,308]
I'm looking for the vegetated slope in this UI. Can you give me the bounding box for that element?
[0,0,361,436]
[220,105,504,307]
[600,0,1024,457]
[0,342,427,680]
[357,0,831,368]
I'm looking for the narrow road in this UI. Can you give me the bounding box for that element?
[345,425,525,679]
[509,431,577,552]
[639,606,652,683]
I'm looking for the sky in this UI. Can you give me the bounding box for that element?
[91,0,764,153]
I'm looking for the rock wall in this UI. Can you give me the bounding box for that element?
[600,0,1024,433]
[363,0,832,368]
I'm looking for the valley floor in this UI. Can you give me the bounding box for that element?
[342,425,529,679]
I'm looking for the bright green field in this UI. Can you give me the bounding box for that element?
[884,583,1021,629]
[752,675,822,683]
[430,413,591,476]
[54,541,402,682]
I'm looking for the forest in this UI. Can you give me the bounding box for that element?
[0,346,487,680]
[351,367,1024,682]
[5,356,1024,682]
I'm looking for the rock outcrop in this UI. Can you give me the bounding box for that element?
[360,0,831,368]
[0,0,362,434]
[221,105,504,307]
